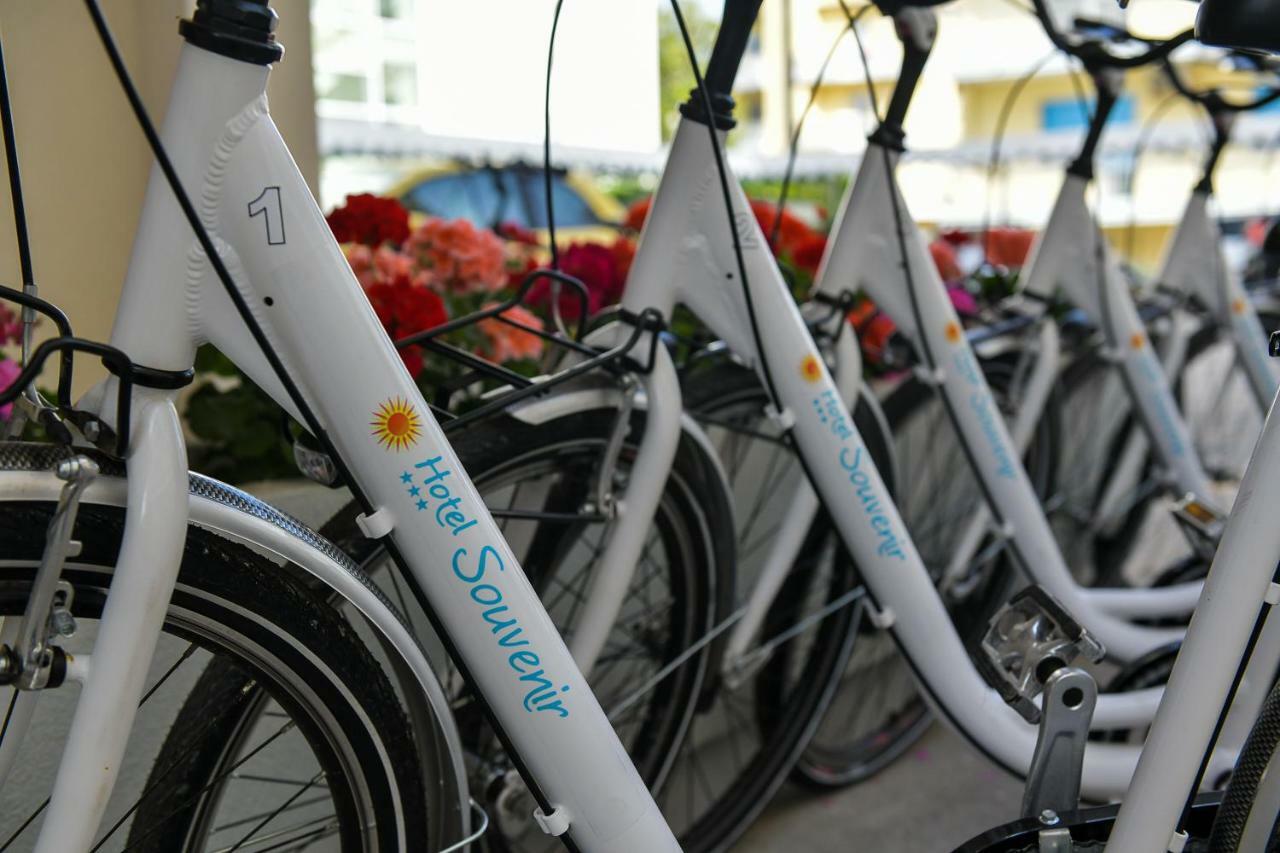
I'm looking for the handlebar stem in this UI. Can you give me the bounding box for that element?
[1196,106,1235,194]
[680,0,764,129]
[869,8,938,151]
[1066,66,1124,180]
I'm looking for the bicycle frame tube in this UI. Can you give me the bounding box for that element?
[75,42,680,853]
[31,391,188,853]
[1110,387,1280,851]
[813,146,1186,661]
[1022,174,1214,501]
[1160,188,1280,409]
[618,117,1229,818]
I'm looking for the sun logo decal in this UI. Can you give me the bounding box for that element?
[370,397,422,451]
[944,322,962,344]
[1130,332,1146,350]
[800,354,823,383]
[1233,298,1246,315]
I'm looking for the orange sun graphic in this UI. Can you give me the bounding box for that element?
[944,322,962,344]
[800,354,823,383]
[1130,332,1146,350]
[1233,298,1247,315]
[370,397,422,451]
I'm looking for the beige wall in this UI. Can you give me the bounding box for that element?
[0,0,317,397]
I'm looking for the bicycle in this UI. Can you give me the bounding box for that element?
[0,1,692,850]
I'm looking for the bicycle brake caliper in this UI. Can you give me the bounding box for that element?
[0,455,97,690]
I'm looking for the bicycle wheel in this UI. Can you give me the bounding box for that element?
[0,497,429,853]
[683,358,901,796]
[1209,676,1280,852]
[320,406,732,853]
[670,359,864,849]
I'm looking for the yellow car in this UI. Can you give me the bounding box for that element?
[386,162,624,245]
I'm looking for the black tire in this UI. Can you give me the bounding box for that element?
[682,359,896,797]
[1210,677,1280,852]
[678,358,873,841]
[0,500,428,853]
[321,406,734,853]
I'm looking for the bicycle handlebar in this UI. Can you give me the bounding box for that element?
[1161,51,1280,114]
[1030,0,1192,69]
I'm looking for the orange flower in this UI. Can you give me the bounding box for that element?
[405,217,507,294]
[624,197,653,232]
[984,228,1035,269]
[478,304,545,363]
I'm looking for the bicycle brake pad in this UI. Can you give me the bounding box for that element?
[977,587,1105,724]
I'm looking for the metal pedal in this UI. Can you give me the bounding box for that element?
[1170,492,1226,561]
[976,586,1104,725]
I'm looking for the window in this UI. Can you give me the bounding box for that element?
[380,0,410,18]
[1041,94,1135,132]
[383,62,417,106]
[316,71,367,103]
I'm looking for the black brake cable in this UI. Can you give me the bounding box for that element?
[0,25,34,364]
[82,0,367,505]
[772,5,870,251]
[544,0,565,271]
[81,1,575,830]
[1123,90,1179,262]
[668,0,786,413]
[981,51,1054,268]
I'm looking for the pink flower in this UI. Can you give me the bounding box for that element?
[0,304,22,346]
[344,243,375,289]
[947,285,979,318]
[405,218,507,294]
[478,304,544,363]
[0,359,21,421]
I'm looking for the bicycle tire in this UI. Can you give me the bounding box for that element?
[320,406,733,853]
[0,499,429,853]
[1209,675,1280,852]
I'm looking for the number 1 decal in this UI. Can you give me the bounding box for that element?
[248,186,286,246]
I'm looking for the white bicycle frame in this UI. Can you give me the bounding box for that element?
[12,37,682,853]
[606,108,1249,848]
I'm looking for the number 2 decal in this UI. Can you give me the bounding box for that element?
[248,186,286,246]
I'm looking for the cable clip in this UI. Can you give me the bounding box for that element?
[763,404,796,431]
[533,804,571,837]
[355,507,395,539]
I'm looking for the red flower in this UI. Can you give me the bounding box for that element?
[929,239,962,283]
[624,197,653,233]
[789,234,828,277]
[984,228,1035,269]
[530,242,627,319]
[610,238,637,288]
[751,200,811,255]
[0,304,22,347]
[497,221,540,246]
[327,193,411,247]
[365,273,448,377]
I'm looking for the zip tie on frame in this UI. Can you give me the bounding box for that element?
[1267,583,1280,606]
[533,804,570,837]
[355,507,395,539]
[868,602,896,630]
[763,404,796,431]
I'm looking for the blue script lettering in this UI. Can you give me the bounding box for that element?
[838,447,906,560]
[452,546,571,717]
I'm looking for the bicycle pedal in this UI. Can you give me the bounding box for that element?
[976,586,1105,724]
[1170,493,1226,561]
